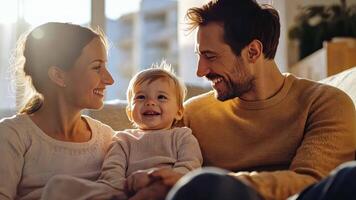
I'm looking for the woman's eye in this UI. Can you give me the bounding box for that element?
[158,95,168,100]
[93,66,101,71]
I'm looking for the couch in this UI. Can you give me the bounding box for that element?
[88,67,356,130]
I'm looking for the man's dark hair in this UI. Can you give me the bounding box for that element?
[186,0,280,59]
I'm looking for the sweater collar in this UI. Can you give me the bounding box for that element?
[232,73,296,110]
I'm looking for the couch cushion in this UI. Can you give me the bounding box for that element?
[87,99,132,130]
[319,66,356,106]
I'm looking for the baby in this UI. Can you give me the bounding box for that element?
[98,62,203,198]
[41,62,203,200]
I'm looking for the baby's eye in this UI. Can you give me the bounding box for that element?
[158,95,168,100]
[135,95,145,100]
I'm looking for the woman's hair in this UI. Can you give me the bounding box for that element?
[186,0,280,59]
[12,22,108,114]
[126,61,187,126]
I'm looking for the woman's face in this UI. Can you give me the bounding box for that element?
[64,37,114,110]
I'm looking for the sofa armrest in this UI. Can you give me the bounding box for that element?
[87,99,132,131]
[319,66,356,106]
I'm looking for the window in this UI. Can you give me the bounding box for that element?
[0,0,90,118]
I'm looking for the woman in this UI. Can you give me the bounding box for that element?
[0,22,115,199]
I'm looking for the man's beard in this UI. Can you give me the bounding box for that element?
[209,74,254,101]
[216,77,254,101]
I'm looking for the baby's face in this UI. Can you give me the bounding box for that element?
[129,77,183,130]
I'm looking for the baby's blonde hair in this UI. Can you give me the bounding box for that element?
[126,61,187,125]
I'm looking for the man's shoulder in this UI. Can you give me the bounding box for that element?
[290,75,354,112]
[184,90,216,108]
[292,75,351,99]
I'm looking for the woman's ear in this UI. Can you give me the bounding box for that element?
[48,66,66,87]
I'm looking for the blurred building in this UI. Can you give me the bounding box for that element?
[106,0,178,100]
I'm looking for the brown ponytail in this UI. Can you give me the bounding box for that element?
[19,94,43,114]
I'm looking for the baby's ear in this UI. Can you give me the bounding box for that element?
[173,108,184,127]
[126,106,133,122]
[175,108,184,121]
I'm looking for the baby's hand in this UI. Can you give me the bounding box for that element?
[126,169,158,195]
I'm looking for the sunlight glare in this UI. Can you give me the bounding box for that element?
[24,0,90,26]
[0,0,18,24]
[105,0,141,20]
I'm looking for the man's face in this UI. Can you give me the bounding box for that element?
[195,22,254,101]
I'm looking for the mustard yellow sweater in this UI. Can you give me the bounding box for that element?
[183,74,356,200]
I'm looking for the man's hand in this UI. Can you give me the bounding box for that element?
[228,171,255,187]
[150,168,184,187]
[127,168,184,200]
[126,169,157,195]
[128,181,170,200]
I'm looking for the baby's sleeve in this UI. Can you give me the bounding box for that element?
[173,127,203,174]
[98,136,128,191]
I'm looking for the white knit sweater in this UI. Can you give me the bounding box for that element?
[0,114,114,200]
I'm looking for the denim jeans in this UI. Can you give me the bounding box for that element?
[293,161,356,200]
[166,167,263,200]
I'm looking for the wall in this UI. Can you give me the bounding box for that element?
[285,0,343,66]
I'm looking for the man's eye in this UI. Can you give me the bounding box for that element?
[135,95,145,100]
[158,95,168,100]
[205,54,216,60]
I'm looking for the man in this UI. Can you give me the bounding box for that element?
[128,0,356,199]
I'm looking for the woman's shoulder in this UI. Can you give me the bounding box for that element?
[0,114,32,132]
[82,115,114,132]
[82,115,115,142]
[0,114,30,148]
[0,114,27,125]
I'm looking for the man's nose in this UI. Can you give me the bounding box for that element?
[196,58,210,77]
